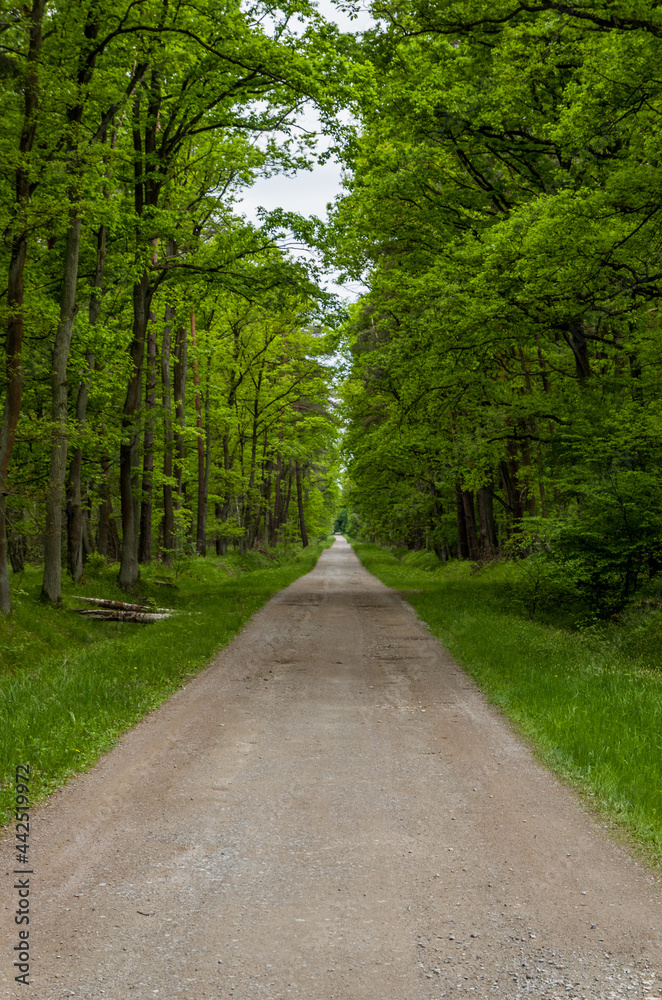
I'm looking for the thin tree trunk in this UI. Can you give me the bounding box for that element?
[190,311,207,555]
[0,0,45,613]
[295,461,308,547]
[202,352,212,552]
[217,328,240,553]
[41,216,82,603]
[66,350,93,583]
[173,323,187,509]
[138,321,157,562]
[244,366,263,549]
[67,223,105,581]
[283,459,293,528]
[119,272,151,589]
[160,237,176,565]
[272,449,282,546]
[161,301,175,567]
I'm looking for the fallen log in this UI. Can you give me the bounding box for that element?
[74,596,178,614]
[74,608,171,623]
[74,597,153,612]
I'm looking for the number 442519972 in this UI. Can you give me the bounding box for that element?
[15,765,30,866]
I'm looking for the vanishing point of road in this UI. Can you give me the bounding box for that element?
[2,538,661,999]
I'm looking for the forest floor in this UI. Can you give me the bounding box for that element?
[1,537,661,999]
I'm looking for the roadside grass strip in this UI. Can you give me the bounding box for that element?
[351,541,662,859]
[0,540,332,824]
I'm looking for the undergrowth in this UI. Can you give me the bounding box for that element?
[0,540,332,824]
[351,541,662,859]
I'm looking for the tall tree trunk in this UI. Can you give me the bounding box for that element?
[138,321,157,562]
[217,328,240,554]
[119,273,151,589]
[295,461,308,547]
[173,323,187,510]
[217,429,232,555]
[190,311,207,556]
[67,223,104,582]
[272,449,282,546]
[0,234,27,612]
[244,365,264,550]
[160,238,176,566]
[120,81,161,587]
[263,453,272,548]
[283,459,293,528]
[66,350,93,584]
[40,0,107,600]
[41,216,82,602]
[161,302,175,567]
[253,432,269,545]
[0,0,45,614]
[202,353,212,552]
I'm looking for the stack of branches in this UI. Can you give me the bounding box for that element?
[73,597,176,624]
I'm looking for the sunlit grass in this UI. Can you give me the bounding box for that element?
[1,540,332,823]
[352,541,662,857]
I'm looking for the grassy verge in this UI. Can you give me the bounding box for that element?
[351,541,662,859]
[1,540,332,824]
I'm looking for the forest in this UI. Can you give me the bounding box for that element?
[331,0,662,620]
[1,0,661,620]
[0,0,353,615]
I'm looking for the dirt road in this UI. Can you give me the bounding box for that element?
[2,538,661,999]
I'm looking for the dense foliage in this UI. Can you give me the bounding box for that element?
[2,0,661,620]
[0,0,357,611]
[331,0,662,616]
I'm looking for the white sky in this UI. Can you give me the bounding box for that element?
[237,0,374,299]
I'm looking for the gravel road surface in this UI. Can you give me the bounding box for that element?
[2,537,661,999]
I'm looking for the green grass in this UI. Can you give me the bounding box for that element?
[351,541,662,858]
[1,540,332,824]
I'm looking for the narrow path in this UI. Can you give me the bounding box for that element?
[2,538,661,999]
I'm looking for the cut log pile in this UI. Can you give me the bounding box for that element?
[73,597,176,623]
